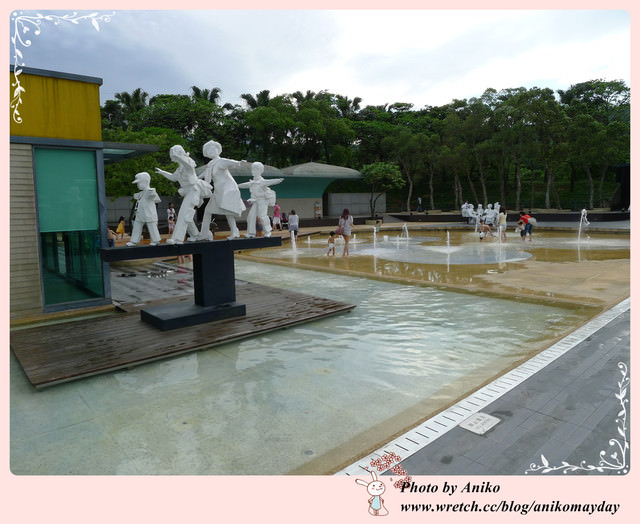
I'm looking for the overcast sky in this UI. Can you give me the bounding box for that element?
[10,9,630,109]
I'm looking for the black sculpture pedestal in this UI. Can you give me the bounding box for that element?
[101,237,281,330]
[140,301,247,330]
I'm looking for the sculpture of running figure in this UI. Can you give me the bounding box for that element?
[156,145,212,244]
[237,162,283,238]
[197,140,247,240]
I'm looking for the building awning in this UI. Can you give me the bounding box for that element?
[102,142,159,164]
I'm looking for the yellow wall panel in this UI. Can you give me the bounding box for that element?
[10,72,102,141]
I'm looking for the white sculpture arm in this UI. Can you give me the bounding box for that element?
[263,178,284,186]
[219,157,243,169]
[155,167,176,181]
[150,188,161,204]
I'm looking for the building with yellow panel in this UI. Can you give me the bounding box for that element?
[9,66,154,321]
[11,67,103,141]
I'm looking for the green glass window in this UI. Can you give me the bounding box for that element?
[34,148,105,307]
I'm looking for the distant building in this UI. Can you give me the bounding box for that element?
[232,161,364,218]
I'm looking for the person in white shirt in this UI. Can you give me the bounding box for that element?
[337,208,355,256]
[287,209,300,238]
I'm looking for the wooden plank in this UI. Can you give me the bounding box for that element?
[11,281,355,388]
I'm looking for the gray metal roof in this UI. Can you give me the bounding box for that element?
[10,65,103,85]
[280,162,361,178]
[195,161,361,179]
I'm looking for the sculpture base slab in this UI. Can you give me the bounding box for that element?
[140,301,246,330]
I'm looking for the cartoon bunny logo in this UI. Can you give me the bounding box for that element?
[355,470,389,516]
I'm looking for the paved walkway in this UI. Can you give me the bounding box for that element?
[400,305,630,475]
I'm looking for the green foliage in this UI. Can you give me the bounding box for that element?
[102,127,186,198]
[360,161,405,217]
[101,78,630,212]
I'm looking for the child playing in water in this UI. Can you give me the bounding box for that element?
[327,231,336,256]
[478,219,494,240]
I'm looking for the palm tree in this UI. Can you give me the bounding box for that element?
[111,88,149,129]
[291,90,316,107]
[114,88,149,113]
[336,95,362,118]
[191,86,222,104]
[240,89,271,109]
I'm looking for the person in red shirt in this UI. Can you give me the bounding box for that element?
[519,211,533,241]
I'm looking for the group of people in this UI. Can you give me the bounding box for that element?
[475,207,535,242]
[122,141,287,247]
[326,208,354,257]
[516,211,535,241]
[266,203,292,233]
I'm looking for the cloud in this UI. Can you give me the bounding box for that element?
[11,9,630,109]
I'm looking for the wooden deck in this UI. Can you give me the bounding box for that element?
[11,281,355,389]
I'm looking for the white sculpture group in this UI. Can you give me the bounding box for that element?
[125,141,283,246]
[461,201,501,227]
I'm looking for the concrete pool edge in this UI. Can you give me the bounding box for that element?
[335,296,631,476]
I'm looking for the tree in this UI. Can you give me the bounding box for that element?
[291,93,355,165]
[191,85,222,104]
[360,162,405,217]
[102,88,149,130]
[335,95,362,118]
[101,99,126,129]
[350,107,395,166]
[382,127,429,212]
[561,79,630,208]
[492,87,538,210]
[558,79,630,124]
[100,79,629,213]
[115,87,149,113]
[599,120,630,206]
[240,89,272,109]
[128,95,227,162]
[525,87,566,209]
[567,113,603,209]
[102,127,185,198]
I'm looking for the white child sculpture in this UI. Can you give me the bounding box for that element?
[155,145,212,245]
[237,162,283,238]
[126,172,162,246]
[461,201,471,223]
[485,203,496,225]
[197,140,247,240]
